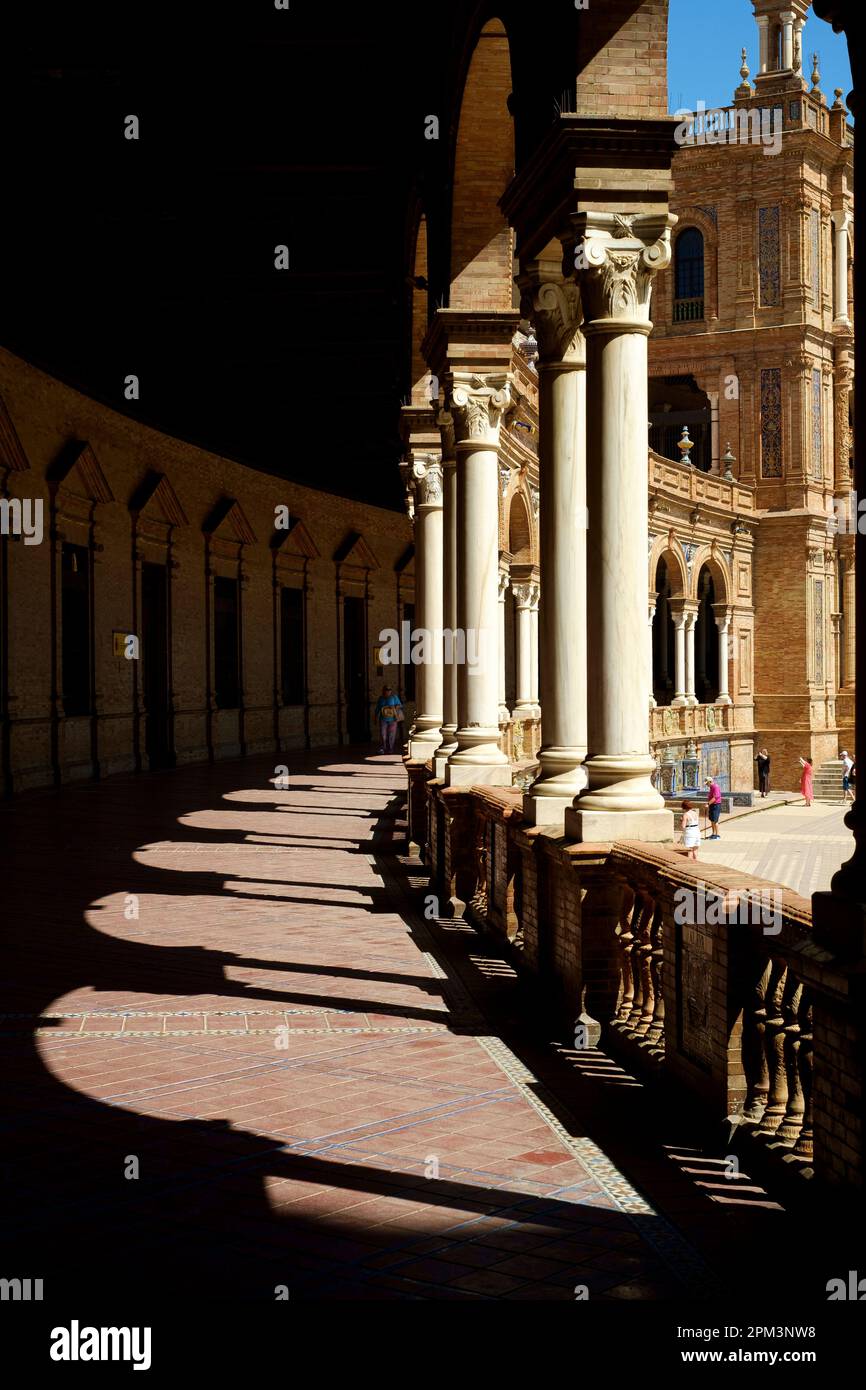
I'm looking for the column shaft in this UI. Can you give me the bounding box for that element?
[566,211,673,842]
[520,270,587,825]
[445,376,511,786]
[673,614,687,704]
[408,458,444,760]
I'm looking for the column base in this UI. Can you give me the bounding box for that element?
[716,694,732,706]
[564,805,675,843]
[409,731,442,762]
[445,760,512,788]
[522,791,575,827]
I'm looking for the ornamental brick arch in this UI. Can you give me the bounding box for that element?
[405,201,431,406]
[507,486,534,566]
[649,536,689,599]
[689,545,731,607]
[449,16,516,311]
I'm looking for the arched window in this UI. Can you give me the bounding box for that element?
[674,228,704,321]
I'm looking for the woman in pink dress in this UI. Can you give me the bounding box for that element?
[799,756,814,806]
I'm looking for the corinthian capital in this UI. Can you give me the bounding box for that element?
[436,407,456,464]
[512,581,540,611]
[411,453,443,508]
[518,262,584,365]
[448,372,514,448]
[573,212,676,327]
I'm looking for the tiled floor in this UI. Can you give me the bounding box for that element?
[698,802,851,896]
[0,750,852,1301]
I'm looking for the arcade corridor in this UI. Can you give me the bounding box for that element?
[0,751,851,1301]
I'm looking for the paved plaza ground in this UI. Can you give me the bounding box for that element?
[0,751,857,1302]
[698,801,851,897]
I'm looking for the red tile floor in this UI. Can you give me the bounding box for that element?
[0,749,854,1301]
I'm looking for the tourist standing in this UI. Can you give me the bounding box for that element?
[706,777,722,839]
[374,685,402,754]
[755,747,771,798]
[799,756,814,807]
[681,800,700,861]
[841,749,854,803]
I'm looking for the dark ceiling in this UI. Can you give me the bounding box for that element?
[2,3,439,511]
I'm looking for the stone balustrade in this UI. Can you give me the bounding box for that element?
[416,779,864,1190]
[650,701,734,741]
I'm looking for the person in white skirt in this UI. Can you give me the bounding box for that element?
[681,799,700,861]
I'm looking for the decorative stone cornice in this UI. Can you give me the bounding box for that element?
[448,372,514,449]
[573,211,676,328]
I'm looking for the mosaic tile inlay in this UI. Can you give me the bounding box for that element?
[760,367,783,477]
[758,206,780,306]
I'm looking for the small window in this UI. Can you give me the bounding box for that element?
[61,542,92,717]
[280,586,305,706]
[673,228,705,321]
[214,575,240,709]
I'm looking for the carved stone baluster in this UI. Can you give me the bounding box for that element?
[759,960,790,1132]
[793,995,814,1160]
[742,958,772,1122]
[615,885,636,1023]
[637,897,656,1033]
[776,974,805,1144]
[626,893,648,1029]
[647,905,666,1047]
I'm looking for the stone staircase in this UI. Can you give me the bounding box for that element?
[811,758,847,802]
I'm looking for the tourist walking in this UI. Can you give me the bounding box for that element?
[799,756,814,807]
[374,685,402,754]
[755,747,771,798]
[706,776,722,839]
[680,800,700,861]
[841,749,854,803]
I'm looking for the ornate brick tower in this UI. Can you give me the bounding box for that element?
[649,0,854,787]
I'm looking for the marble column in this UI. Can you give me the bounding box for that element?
[512,582,536,716]
[407,455,444,761]
[434,410,458,777]
[529,586,540,716]
[566,211,675,842]
[707,389,720,474]
[714,604,732,704]
[520,265,588,825]
[684,609,698,707]
[672,609,688,706]
[832,211,852,326]
[780,10,795,70]
[445,373,512,786]
[648,600,657,709]
[757,15,769,73]
[498,567,510,724]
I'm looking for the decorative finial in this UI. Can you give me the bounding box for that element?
[833,87,846,110]
[811,51,821,92]
[740,48,750,85]
[722,443,736,481]
[678,425,694,466]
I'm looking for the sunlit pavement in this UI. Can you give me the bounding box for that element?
[0,750,854,1301]
[695,802,851,896]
